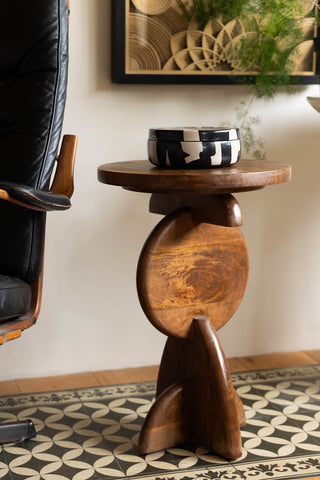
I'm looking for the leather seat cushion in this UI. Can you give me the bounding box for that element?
[0,275,32,322]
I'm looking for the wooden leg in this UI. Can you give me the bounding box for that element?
[139,316,244,460]
[139,381,192,453]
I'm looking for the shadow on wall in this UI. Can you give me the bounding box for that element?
[95,0,111,90]
[65,189,158,324]
[223,119,320,355]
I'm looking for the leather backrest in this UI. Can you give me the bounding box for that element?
[0,0,69,282]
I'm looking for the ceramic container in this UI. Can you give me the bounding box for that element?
[148,127,241,169]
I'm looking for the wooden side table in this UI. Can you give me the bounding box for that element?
[98,159,291,460]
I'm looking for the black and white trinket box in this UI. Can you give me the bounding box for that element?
[148,127,241,169]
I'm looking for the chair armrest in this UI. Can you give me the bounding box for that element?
[0,182,71,211]
[0,134,77,212]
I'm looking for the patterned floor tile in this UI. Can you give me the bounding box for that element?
[0,391,125,479]
[231,366,319,387]
[0,449,10,480]
[0,367,319,479]
[230,371,320,468]
[234,373,320,464]
[80,387,229,478]
[76,383,155,403]
[235,455,320,479]
[127,464,243,480]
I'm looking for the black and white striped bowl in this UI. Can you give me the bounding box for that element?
[148,127,241,169]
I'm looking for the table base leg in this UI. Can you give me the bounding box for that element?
[138,316,245,460]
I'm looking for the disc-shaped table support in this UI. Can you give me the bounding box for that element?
[98,159,291,460]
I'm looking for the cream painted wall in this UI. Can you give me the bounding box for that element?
[1,1,320,381]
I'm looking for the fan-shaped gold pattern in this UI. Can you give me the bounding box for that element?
[132,0,173,16]
[127,0,318,75]
[164,19,251,72]
[164,15,316,74]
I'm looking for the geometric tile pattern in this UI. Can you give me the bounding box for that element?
[0,365,320,479]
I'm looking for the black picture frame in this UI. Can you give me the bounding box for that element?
[112,0,319,85]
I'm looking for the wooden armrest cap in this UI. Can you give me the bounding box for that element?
[0,182,71,211]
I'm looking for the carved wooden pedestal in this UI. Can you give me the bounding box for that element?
[137,194,248,459]
[98,159,291,460]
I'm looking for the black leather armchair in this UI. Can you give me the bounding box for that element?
[0,0,77,443]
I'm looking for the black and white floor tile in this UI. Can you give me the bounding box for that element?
[0,365,320,479]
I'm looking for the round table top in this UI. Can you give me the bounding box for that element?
[98,159,291,194]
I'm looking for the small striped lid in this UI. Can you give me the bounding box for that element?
[149,127,240,142]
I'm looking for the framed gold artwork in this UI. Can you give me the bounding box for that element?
[112,0,319,84]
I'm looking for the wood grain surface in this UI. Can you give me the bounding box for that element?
[139,316,244,459]
[99,158,291,459]
[51,135,78,198]
[149,193,243,227]
[137,208,249,338]
[98,159,291,194]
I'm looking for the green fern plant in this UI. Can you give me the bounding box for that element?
[222,99,267,160]
[177,0,315,98]
[177,0,318,159]
[237,0,305,98]
[176,0,247,26]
